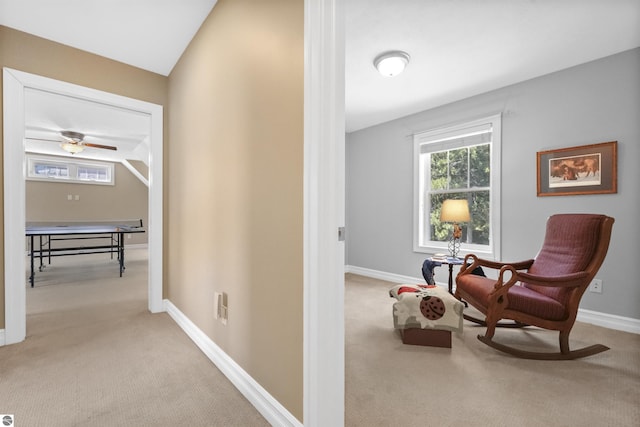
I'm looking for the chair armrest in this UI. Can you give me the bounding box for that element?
[461,254,534,273]
[512,271,589,288]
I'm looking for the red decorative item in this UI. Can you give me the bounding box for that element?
[397,286,419,295]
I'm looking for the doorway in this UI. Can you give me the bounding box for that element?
[3,68,163,345]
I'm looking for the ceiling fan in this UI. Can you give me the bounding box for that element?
[27,130,118,154]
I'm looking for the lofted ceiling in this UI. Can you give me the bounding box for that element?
[23,88,152,163]
[1,0,639,156]
[0,0,218,76]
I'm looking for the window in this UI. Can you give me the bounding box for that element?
[27,154,114,185]
[413,114,501,259]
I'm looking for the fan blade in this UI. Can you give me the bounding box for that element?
[25,137,61,143]
[83,142,117,151]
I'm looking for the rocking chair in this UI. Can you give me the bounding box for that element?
[455,213,614,360]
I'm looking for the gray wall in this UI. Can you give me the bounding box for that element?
[346,48,640,320]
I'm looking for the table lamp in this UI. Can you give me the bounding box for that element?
[440,199,470,259]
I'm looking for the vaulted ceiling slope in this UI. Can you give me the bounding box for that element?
[0,0,218,76]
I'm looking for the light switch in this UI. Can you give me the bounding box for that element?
[74,195,80,200]
[67,194,72,201]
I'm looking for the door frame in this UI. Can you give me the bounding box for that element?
[3,67,164,345]
[303,0,345,425]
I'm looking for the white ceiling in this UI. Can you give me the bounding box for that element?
[23,88,152,163]
[345,0,640,132]
[0,0,218,76]
[0,0,218,162]
[2,0,639,153]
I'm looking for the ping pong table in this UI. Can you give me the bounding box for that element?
[26,220,145,287]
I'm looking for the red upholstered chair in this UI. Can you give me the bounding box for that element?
[455,214,614,360]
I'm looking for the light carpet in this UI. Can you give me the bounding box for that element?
[3,252,638,426]
[0,248,268,426]
[345,273,640,427]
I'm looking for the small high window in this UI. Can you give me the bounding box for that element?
[26,154,114,185]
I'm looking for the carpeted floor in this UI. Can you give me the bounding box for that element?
[3,252,639,426]
[345,273,640,427]
[0,248,268,427]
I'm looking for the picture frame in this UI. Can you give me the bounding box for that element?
[536,141,617,197]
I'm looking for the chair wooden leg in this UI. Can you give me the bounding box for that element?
[477,334,610,360]
[559,330,570,355]
[463,313,487,325]
[483,319,497,339]
[463,313,528,328]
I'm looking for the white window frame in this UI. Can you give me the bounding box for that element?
[26,154,115,186]
[413,114,501,260]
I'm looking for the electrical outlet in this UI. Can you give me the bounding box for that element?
[221,293,228,325]
[590,278,603,294]
[214,292,222,319]
[214,292,228,324]
[221,306,228,325]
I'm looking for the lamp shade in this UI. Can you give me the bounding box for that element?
[440,199,470,223]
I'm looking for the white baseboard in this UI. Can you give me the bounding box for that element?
[0,329,5,346]
[346,264,640,335]
[163,299,302,427]
[346,265,426,286]
[124,243,149,250]
[346,265,449,290]
[576,308,640,334]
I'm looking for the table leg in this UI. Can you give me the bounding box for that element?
[30,235,35,287]
[45,235,50,267]
[38,235,44,271]
[448,264,454,294]
[119,232,125,276]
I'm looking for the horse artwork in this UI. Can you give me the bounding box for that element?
[549,154,600,187]
[537,141,617,197]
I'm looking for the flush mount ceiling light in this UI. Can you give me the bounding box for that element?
[374,51,410,77]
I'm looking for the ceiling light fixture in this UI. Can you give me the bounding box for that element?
[61,142,84,154]
[374,51,410,77]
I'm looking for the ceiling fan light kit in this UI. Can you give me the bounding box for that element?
[61,130,85,142]
[374,50,410,77]
[26,130,118,154]
[60,130,85,154]
[61,141,85,154]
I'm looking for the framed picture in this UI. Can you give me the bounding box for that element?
[536,141,617,197]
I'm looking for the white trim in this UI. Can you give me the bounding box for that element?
[303,0,345,425]
[121,159,149,187]
[163,300,302,427]
[147,92,164,314]
[3,68,163,345]
[412,113,502,261]
[345,265,450,290]
[0,329,5,346]
[347,264,640,335]
[346,265,424,286]
[123,243,149,250]
[577,308,640,334]
[3,68,27,344]
[26,153,115,185]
